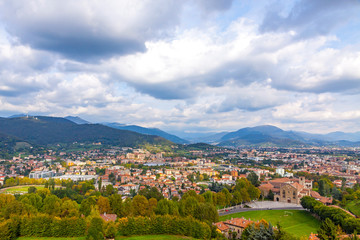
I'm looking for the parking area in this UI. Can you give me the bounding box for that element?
[247,200,303,209]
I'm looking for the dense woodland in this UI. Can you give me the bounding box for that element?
[0,177,262,239]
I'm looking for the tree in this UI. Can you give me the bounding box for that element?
[105,185,115,196]
[148,198,157,216]
[181,196,199,217]
[87,216,105,240]
[80,197,97,216]
[247,172,260,187]
[109,173,116,183]
[60,199,79,217]
[98,178,102,192]
[42,195,61,216]
[317,218,340,240]
[138,187,163,201]
[232,191,242,205]
[132,195,149,216]
[195,202,219,223]
[97,196,111,214]
[221,188,232,207]
[109,194,124,217]
[216,192,226,207]
[28,186,37,193]
[0,194,15,209]
[248,184,261,200]
[202,191,214,205]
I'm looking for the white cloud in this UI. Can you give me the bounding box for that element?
[0,0,360,134]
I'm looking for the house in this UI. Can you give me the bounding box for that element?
[215,217,253,239]
[100,213,117,222]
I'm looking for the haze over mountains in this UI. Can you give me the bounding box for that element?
[2,115,360,148]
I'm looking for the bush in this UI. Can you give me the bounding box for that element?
[301,196,360,234]
[116,215,211,239]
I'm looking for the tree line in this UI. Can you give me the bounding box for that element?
[301,196,360,234]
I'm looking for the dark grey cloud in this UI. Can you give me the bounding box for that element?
[25,33,145,61]
[0,0,183,61]
[260,0,360,38]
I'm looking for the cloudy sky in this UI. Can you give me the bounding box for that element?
[0,0,360,134]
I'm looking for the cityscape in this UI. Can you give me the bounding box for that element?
[1,0,360,240]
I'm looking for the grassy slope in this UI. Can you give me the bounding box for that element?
[220,210,320,237]
[18,235,194,240]
[17,237,86,240]
[346,200,360,217]
[117,235,196,240]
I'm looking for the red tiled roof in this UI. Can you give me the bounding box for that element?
[215,222,229,231]
[100,213,117,222]
[224,217,252,228]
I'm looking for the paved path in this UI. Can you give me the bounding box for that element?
[219,201,304,216]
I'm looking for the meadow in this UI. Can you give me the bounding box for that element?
[17,235,195,240]
[1,185,45,194]
[220,209,320,237]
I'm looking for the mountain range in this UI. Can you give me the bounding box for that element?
[102,122,189,144]
[2,114,360,148]
[0,116,170,147]
[205,125,360,147]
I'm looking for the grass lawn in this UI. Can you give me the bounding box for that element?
[2,185,45,194]
[345,200,360,217]
[17,235,195,240]
[116,235,196,240]
[17,237,86,240]
[220,210,320,237]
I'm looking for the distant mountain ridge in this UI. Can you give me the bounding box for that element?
[65,116,90,124]
[102,122,189,144]
[0,116,171,147]
[216,125,360,148]
[3,114,360,148]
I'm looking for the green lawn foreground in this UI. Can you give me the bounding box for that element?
[17,235,195,240]
[17,237,86,240]
[220,210,320,237]
[117,235,196,240]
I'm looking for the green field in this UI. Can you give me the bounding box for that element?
[17,237,85,240]
[117,235,196,240]
[17,235,194,240]
[1,185,45,194]
[220,210,320,237]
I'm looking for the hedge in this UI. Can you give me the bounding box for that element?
[117,215,211,239]
[301,196,360,233]
[20,215,86,237]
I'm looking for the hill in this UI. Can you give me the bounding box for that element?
[220,210,320,237]
[0,116,171,147]
[64,116,90,124]
[218,125,307,147]
[103,122,189,144]
[216,125,360,148]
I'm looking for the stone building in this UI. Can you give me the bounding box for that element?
[259,176,313,204]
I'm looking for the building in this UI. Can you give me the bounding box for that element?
[259,177,313,204]
[276,168,285,177]
[29,171,56,179]
[215,217,253,239]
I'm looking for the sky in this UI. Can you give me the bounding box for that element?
[0,0,360,134]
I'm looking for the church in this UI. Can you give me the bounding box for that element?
[259,176,312,204]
